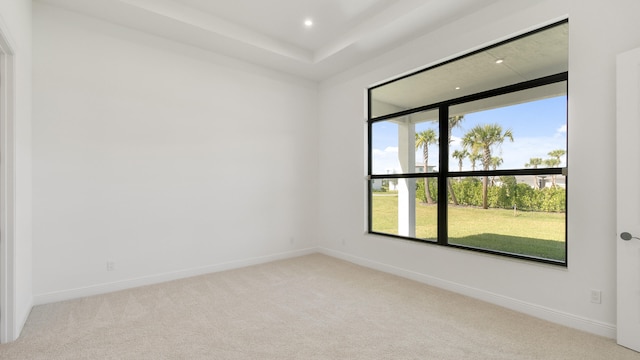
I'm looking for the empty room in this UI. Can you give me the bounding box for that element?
[1,0,640,358]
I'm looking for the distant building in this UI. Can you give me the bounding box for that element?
[493,175,566,189]
[415,164,437,173]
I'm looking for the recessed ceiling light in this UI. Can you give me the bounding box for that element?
[495,58,504,64]
[304,19,313,28]
[455,87,461,90]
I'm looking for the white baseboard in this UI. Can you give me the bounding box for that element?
[33,246,617,339]
[317,247,616,339]
[34,248,317,305]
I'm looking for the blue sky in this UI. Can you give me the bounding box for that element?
[372,96,567,174]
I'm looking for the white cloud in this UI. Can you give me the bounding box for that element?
[372,146,398,155]
[556,124,567,134]
[372,147,401,174]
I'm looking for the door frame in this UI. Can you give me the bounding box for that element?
[0,17,17,344]
[616,46,640,352]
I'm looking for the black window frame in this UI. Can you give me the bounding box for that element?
[367,20,568,266]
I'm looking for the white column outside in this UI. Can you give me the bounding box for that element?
[397,119,415,237]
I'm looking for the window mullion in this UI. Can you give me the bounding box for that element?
[437,106,449,246]
[367,88,373,233]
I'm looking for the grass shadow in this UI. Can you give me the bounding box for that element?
[449,233,565,261]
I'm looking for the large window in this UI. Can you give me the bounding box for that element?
[368,21,568,265]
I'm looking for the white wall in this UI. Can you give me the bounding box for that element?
[0,0,32,342]
[318,0,640,337]
[32,4,318,303]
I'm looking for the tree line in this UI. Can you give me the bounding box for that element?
[416,177,565,212]
[415,116,565,212]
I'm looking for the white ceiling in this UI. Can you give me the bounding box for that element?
[36,0,501,80]
[371,22,569,114]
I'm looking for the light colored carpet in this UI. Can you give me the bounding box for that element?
[0,253,638,359]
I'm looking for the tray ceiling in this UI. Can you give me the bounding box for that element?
[37,0,502,80]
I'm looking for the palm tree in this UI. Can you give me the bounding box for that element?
[462,124,514,209]
[544,157,561,187]
[416,129,438,204]
[525,157,543,189]
[468,151,481,171]
[452,149,468,172]
[546,149,565,188]
[447,115,464,145]
[548,149,566,165]
[447,115,464,205]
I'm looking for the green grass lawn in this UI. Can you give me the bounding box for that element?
[371,194,566,261]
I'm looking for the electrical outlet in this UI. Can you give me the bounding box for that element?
[590,289,602,304]
[106,261,115,271]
